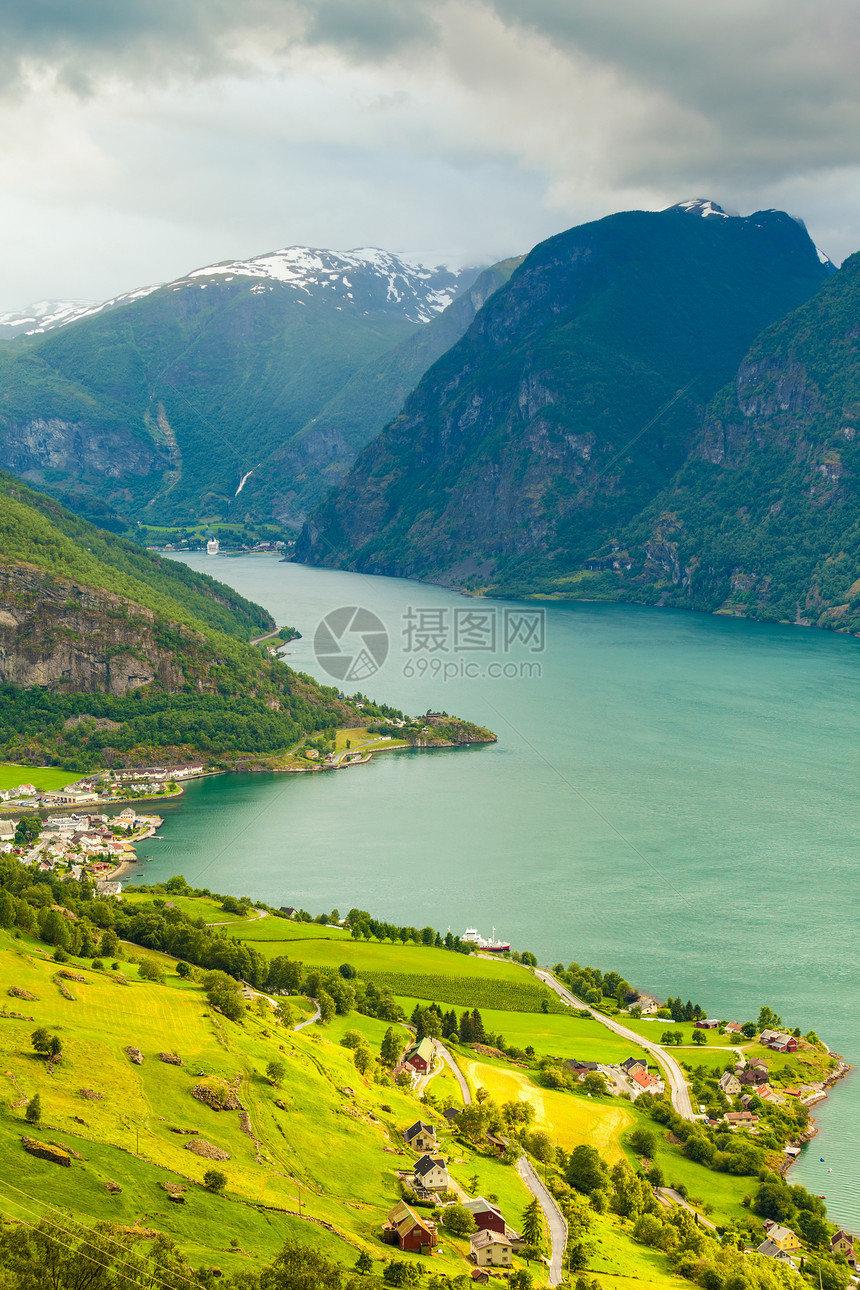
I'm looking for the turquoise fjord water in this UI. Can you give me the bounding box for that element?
[145,553,858,1223]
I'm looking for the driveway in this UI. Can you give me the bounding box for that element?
[534,969,695,1121]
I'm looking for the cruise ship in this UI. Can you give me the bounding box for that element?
[461,927,511,953]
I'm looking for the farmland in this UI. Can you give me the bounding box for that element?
[0,882,812,1289]
[0,763,80,793]
[396,1001,641,1064]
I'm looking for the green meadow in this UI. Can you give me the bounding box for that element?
[0,764,80,793]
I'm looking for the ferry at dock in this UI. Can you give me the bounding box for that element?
[461,927,511,953]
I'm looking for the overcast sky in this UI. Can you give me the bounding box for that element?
[2,0,860,308]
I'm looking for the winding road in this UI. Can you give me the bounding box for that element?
[424,1039,565,1285]
[517,1156,567,1286]
[433,1040,472,1104]
[534,969,695,1121]
[294,999,322,1031]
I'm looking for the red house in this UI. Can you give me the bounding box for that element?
[403,1037,434,1074]
[463,1197,506,1236]
[383,1202,437,1253]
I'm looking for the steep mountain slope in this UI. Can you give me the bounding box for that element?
[296,204,830,587]
[602,251,860,628]
[0,474,360,763]
[0,475,493,766]
[271,258,522,523]
[0,248,482,530]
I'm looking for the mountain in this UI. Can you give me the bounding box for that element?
[601,249,860,628]
[0,474,494,766]
[0,247,484,532]
[295,202,833,594]
[0,300,100,340]
[0,472,363,765]
[270,257,521,523]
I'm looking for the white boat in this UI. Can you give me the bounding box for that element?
[461,927,511,953]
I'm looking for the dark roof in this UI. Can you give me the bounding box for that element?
[404,1120,435,1140]
[564,1059,599,1072]
[443,1107,461,1121]
[414,1154,446,1178]
[620,1057,645,1072]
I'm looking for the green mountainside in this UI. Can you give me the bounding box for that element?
[0,874,845,1289]
[0,251,488,533]
[0,475,492,767]
[597,252,860,627]
[273,258,521,525]
[0,475,377,766]
[295,205,836,610]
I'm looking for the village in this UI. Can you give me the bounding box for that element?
[378,1030,857,1280]
[0,803,162,896]
[0,763,205,814]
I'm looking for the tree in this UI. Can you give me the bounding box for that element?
[795,1209,831,1249]
[176,961,192,978]
[582,1072,605,1097]
[203,1169,227,1193]
[138,957,166,984]
[0,889,15,929]
[380,1027,401,1067]
[509,1270,533,1290]
[355,1251,373,1275]
[757,1005,782,1031]
[25,1094,42,1125]
[521,1198,544,1248]
[628,1127,657,1158]
[691,1030,706,1046]
[266,1060,286,1087]
[317,989,335,1023]
[443,1204,476,1236]
[632,1213,662,1246]
[525,1129,555,1164]
[15,816,41,846]
[566,1145,608,1195]
[203,970,244,1022]
[354,1045,375,1078]
[31,1027,52,1056]
[805,1258,851,1290]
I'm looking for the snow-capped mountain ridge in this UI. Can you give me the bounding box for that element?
[1,246,476,337]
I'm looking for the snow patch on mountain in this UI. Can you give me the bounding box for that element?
[670,198,733,219]
[183,245,470,322]
[1,246,476,337]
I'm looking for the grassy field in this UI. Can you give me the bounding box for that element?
[227,917,353,946]
[410,1003,642,1064]
[334,729,410,754]
[619,1018,746,1049]
[0,764,80,792]
[121,890,262,925]
[457,1055,634,1162]
[0,894,768,1286]
[0,929,483,1278]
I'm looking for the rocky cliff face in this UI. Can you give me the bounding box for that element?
[297,205,830,586]
[0,563,199,694]
[605,253,860,629]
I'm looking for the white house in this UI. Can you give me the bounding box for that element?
[470,1231,513,1268]
[413,1155,449,1192]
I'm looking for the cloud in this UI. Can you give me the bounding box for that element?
[1,0,860,305]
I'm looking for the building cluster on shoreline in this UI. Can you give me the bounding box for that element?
[0,806,162,896]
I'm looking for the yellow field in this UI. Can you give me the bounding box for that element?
[460,1057,633,1161]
